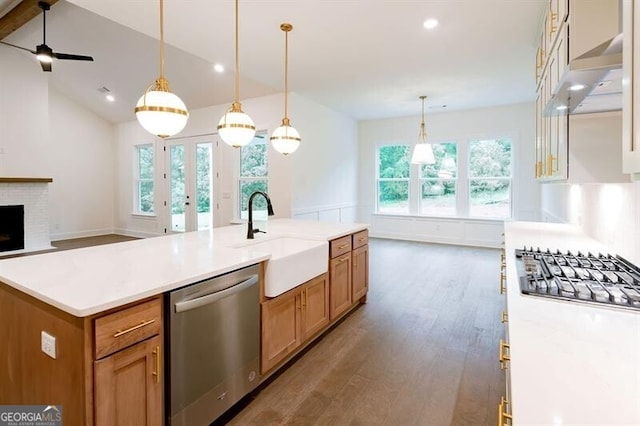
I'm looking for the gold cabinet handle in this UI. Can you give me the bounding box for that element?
[499,340,510,370]
[152,346,160,384]
[547,154,556,175]
[498,396,513,425]
[338,244,348,249]
[500,273,506,295]
[340,256,349,263]
[358,237,366,242]
[501,311,508,323]
[113,319,156,338]
[549,12,557,36]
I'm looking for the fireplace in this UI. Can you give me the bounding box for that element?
[0,205,25,252]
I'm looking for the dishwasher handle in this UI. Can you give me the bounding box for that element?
[174,274,259,313]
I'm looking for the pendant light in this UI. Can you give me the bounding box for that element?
[135,0,189,139]
[411,95,435,164]
[218,0,256,148]
[270,23,301,155]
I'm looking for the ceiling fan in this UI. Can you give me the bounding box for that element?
[0,1,93,72]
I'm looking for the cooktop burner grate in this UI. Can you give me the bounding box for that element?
[515,248,640,310]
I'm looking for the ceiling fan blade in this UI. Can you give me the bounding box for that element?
[52,52,94,61]
[40,60,52,72]
[0,41,36,54]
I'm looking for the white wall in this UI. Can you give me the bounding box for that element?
[0,49,48,175]
[358,102,538,247]
[540,182,639,264]
[115,92,359,236]
[48,87,116,239]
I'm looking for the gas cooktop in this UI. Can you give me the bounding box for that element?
[515,247,640,311]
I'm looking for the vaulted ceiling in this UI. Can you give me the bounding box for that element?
[0,0,545,124]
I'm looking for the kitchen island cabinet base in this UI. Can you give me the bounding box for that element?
[0,281,163,426]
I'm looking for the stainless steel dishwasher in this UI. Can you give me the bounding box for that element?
[166,264,261,426]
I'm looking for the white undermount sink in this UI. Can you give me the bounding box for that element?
[242,237,328,297]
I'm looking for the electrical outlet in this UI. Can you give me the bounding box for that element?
[41,331,56,359]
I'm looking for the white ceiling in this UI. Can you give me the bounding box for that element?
[2,0,546,123]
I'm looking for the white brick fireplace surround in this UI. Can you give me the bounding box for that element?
[0,178,53,256]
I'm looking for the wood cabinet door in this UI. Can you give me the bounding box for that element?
[94,335,163,426]
[301,274,329,341]
[261,290,301,373]
[352,245,369,302]
[329,253,352,320]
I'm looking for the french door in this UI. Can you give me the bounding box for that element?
[165,136,216,233]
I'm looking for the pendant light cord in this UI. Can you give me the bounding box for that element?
[159,0,165,80]
[419,96,427,142]
[234,0,239,103]
[284,28,289,119]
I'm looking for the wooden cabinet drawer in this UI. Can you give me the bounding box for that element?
[352,230,368,249]
[94,297,162,359]
[330,236,352,259]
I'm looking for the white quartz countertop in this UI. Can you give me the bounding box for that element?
[504,221,640,425]
[0,219,367,317]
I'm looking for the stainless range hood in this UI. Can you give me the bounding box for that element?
[544,33,623,116]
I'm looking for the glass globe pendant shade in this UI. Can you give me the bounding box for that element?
[135,79,189,138]
[270,118,301,155]
[218,102,256,148]
[411,143,435,164]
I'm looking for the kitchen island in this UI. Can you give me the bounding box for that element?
[0,219,368,425]
[503,221,640,425]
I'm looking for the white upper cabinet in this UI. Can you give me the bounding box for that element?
[623,0,640,178]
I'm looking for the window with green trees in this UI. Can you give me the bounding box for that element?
[376,138,512,219]
[420,142,457,216]
[239,135,268,219]
[469,139,512,218]
[377,145,410,213]
[135,144,154,214]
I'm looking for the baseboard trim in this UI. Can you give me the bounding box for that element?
[50,228,115,241]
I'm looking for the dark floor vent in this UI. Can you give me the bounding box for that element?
[0,205,24,252]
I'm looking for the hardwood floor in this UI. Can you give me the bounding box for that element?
[0,234,139,259]
[51,234,138,250]
[225,238,505,426]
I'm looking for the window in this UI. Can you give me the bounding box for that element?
[468,139,512,218]
[377,145,410,214]
[135,144,154,214]
[239,134,268,219]
[375,138,513,219]
[420,143,457,216]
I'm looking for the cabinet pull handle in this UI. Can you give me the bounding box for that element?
[501,311,508,323]
[338,244,349,249]
[498,396,513,425]
[340,256,350,262]
[113,319,156,338]
[358,237,366,242]
[500,273,506,295]
[152,346,160,384]
[549,10,557,36]
[499,340,510,370]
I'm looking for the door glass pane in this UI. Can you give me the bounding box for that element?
[196,143,213,230]
[240,180,268,220]
[170,145,185,232]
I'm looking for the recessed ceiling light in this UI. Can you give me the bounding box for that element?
[569,84,586,91]
[105,94,115,102]
[423,18,439,30]
[556,105,568,111]
[214,63,224,73]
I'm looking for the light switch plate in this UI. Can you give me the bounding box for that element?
[41,331,56,359]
